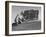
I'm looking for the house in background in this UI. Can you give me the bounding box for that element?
[21,9,40,21]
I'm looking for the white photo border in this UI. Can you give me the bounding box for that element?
[9,2,44,34]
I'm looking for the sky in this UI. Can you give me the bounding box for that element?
[12,6,41,24]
